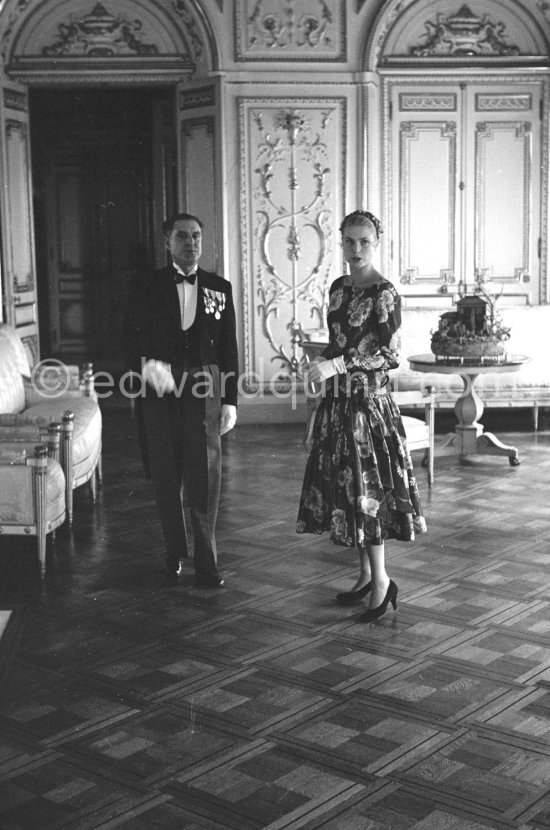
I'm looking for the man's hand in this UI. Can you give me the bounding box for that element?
[220,404,237,436]
[306,355,346,385]
[142,359,175,394]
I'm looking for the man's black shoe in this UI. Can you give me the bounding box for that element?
[195,573,225,588]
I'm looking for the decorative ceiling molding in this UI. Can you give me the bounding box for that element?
[410,4,520,57]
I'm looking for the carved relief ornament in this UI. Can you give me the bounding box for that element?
[410,4,520,57]
[248,0,332,49]
[42,3,157,57]
[237,0,345,61]
[4,0,208,81]
[253,108,333,375]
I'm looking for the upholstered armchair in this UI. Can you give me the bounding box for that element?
[0,323,102,524]
[0,423,66,574]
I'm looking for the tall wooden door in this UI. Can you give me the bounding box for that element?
[31,89,174,368]
[385,76,545,306]
[40,142,152,365]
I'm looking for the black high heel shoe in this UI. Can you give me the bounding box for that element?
[336,582,372,605]
[359,580,398,622]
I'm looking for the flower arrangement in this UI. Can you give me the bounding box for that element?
[431,288,511,359]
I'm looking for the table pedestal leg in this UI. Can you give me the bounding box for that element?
[476,432,520,466]
[451,372,483,456]
[440,371,520,465]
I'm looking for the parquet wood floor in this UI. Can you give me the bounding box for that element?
[1,403,550,829]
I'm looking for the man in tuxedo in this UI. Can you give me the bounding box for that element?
[125,212,238,587]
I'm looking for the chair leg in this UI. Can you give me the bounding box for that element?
[427,447,434,487]
[426,386,435,487]
[32,448,48,577]
[96,449,103,485]
[89,467,97,503]
[62,412,75,525]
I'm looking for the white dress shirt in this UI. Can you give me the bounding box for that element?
[174,264,198,330]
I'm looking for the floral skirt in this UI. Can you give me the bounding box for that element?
[296,386,427,547]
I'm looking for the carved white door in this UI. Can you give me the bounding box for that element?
[0,84,39,363]
[385,77,544,305]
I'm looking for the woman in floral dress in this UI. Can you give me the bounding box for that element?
[296,210,427,622]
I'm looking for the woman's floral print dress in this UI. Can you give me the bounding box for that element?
[296,276,427,548]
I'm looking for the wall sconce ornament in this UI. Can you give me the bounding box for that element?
[410,4,520,57]
[254,109,333,374]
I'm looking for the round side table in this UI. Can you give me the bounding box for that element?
[408,353,530,466]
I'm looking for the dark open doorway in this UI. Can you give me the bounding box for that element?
[30,86,177,374]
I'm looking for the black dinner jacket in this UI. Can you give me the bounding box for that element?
[125,265,239,406]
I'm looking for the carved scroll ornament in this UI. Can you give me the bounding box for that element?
[248,0,333,50]
[253,109,334,374]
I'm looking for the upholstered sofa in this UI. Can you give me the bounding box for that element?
[303,303,550,429]
[0,423,66,573]
[0,323,102,524]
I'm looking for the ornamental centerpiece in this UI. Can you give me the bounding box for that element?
[431,290,511,361]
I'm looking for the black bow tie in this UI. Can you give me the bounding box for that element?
[174,270,196,285]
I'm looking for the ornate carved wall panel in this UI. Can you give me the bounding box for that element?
[235,0,346,61]
[239,99,345,390]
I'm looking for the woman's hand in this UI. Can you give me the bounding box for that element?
[306,356,346,384]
